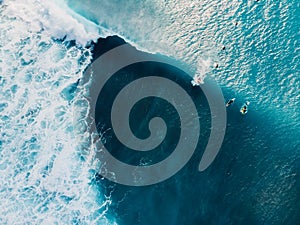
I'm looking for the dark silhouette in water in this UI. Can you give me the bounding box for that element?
[90,35,126,60]
[226,98,236,107]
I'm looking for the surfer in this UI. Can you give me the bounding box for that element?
[191,75,204,86]
[214,63,219,68]
[240,101,250,115]
[226,98,236,107]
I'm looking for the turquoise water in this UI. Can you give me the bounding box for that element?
[68,1,299,224]
[90,36,299,225]
[0,0,299,224]
[74,1,300,224]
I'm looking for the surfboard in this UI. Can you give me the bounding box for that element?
[240,101,250,114]
[226,98,236,107]
[191,76,204,86]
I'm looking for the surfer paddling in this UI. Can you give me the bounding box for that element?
[240,101,250,115]
[226,98,236,107]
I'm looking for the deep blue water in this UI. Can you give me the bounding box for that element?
[89,36,299,225]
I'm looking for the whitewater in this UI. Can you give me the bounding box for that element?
[0,0,117,224]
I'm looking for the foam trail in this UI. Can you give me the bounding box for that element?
[0,1,116,224]
[193,58,212,84]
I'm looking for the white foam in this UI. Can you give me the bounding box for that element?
[0,1,116,224]
[3,0,101,46]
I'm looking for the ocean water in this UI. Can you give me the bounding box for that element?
[0,0,299,225]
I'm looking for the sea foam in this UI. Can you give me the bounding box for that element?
[0,0,116,224]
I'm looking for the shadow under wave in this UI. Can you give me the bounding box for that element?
[87,36,299,225]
